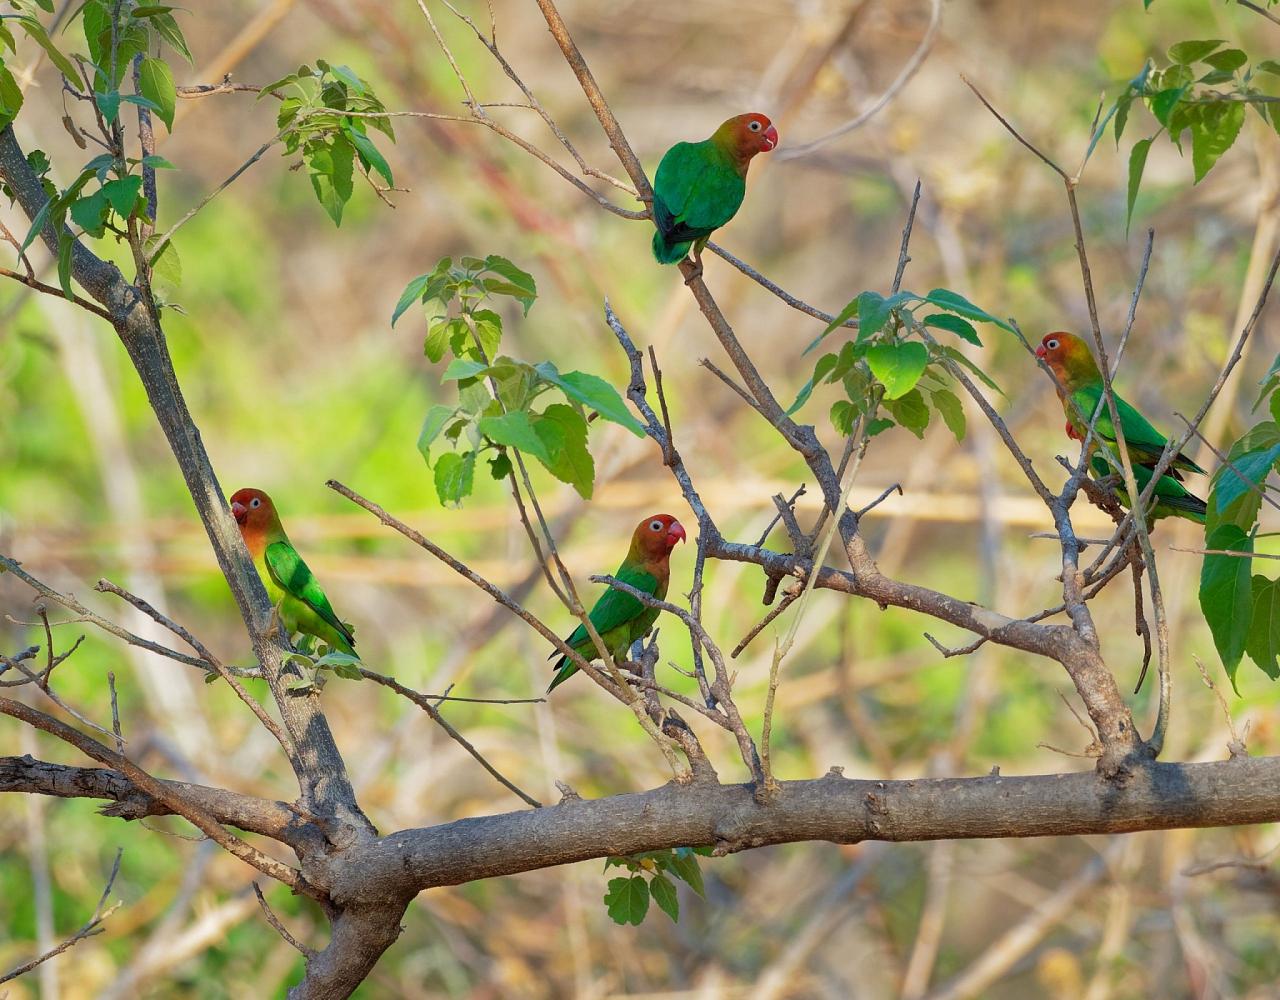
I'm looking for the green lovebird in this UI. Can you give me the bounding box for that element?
[548,513,687,692]
[651,113,778,269]
[1036,332,1206,524]
[230,487,358,657]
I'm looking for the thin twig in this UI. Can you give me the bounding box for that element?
[252,882,317,959]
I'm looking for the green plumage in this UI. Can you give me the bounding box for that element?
[548,564,664,692]
[258,539,357,658]
[1089,455,1207,525]
[651,140,747,265]
[1066,382,1206,478]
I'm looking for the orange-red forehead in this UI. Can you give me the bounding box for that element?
[230,487,268,506]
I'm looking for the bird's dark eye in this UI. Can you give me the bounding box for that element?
[749,121,761,131]
[250,498,261,509]
[649,519,663,531]
[1047,339,1058,350]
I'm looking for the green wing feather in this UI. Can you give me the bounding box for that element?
[1070,383,1205,476]
[548,566,660,691]
[1089,455,1206,523]
[652,141,746,262]
[264,540,355,647]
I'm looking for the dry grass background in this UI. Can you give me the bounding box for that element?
[2,0,1280,996]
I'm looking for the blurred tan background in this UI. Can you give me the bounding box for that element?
[2,0,1280,996]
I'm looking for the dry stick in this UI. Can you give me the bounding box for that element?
[0,697,315,897]
[0,848,123,987]
[360,668,542,808]
[252,882,316,960]
[6,654,116,740]
[94,578,291,755]
[779,0,943,159]
[1239,0,1280,27]
[1175,411,1280,514]
[961,76,1176,750]
[107,671,124,754]
[1194,657,1250,759]
[0,266,114,320]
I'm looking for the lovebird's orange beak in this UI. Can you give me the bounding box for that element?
[668,520,687,548]
[763,125,779,150]
[1035,344,1047,359]
[231,501,247,524]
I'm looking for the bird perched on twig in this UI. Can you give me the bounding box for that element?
[1035,332,1206,524]
[651,113,778,277]
[548,514,686,692]
[230,487,359,657]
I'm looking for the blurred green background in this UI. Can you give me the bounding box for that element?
[2,0,1280,996]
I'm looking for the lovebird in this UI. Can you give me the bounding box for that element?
[230,487,358,657]
[1036,332,1206,524]
[651,113,778,270]
[548,513,687,692]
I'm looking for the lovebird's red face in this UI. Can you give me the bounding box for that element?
[229,487,276,532]
[726,113,779,156]
[1035,331,1090,379]
[633,513,686,557]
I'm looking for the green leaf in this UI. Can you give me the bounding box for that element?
[884,388,929,438]
[805,297,858,354]
[1245,575,1280,681]
[534,363,645,436]
[922,312,981,346]
[940,346,1003,394]
[866,342,928,400]
[1149,87,1186,128]
[0,64,24,130]
[137,56,176,131]
[604,875,649,926]
[144,233,181,287]
[649,874,679,923]
[68,190,107,235]
[830,399,857,436]
[854,291,893,343]
[56,230,73,299]
[433,451,476,507]
[18,17,79,80]
[1200,524,1255,688]
[1254,353,1280,410]
[488,452,513,480]
[101,175,142,217]
[1126,138,1153,235]
[478,410,553,464]
[1202,48,1247,73]
[866,416,895,437]
[668,849,705,897]
[344,124,393,186]
[308,137,355,226]
[416,405,456,464]
[1190,102,1245,183]
[151,12,193,64]
[930,388,966,441]
[1168,39,1225,65]
[533,404,595,499]
[441,358,490,381]
[470,308,503,359]
[392,272,432,327]
[481,255,537,315]
[918,287,1014,333]
[95,89,121,124]
[1209,422,1280,530]
[141,154,176,170]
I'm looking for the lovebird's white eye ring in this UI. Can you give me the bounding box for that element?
[1046,339,1059,350]
[649,519,664,531]
[250,497,261,509]
[748,120,761,131]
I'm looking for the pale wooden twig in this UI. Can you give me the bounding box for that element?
[252,882,317,960]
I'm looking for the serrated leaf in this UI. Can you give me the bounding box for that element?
[668,850,705,897]
[866,341,928,400]
[533,404,594,498]
[392,272,433,327]
[416,405,456,464]
[102,175,142,217]
[1168,39,1224,65]
[56,229,73,299]
[604,876,649,926]
[344,124,393,186]
[1203,48,1247,73]
[918,287,1014,333]
[0,65,24,130]
[940,346,1003,394]
[18,17,79,80]
[1209,423,1280,531]
[1190,102,1244,183]
[884,388,929,438]
[478,410,552,464]
[1126,137,1153,235]
[96,89,121,124]
[649,874,679,922]
[830,399,857,436]
[534,363,645,436]
[151,12,193,64]
[922,312,981,345]
[854,291,893,343]
[69,190,107,234]
[1200,524,1255,689]
[441,358,490,381]
[470,308,502,359]
[142,154,176,170]
[481,255,537,314]
[866,416,895,437]
[930,387,966,441]
[1245,575,1280,681]
[137,56,176,130]
[144,233,181,286]
[1149,87,1186,127]
[308,137,355,226]
[434,451,476,507]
